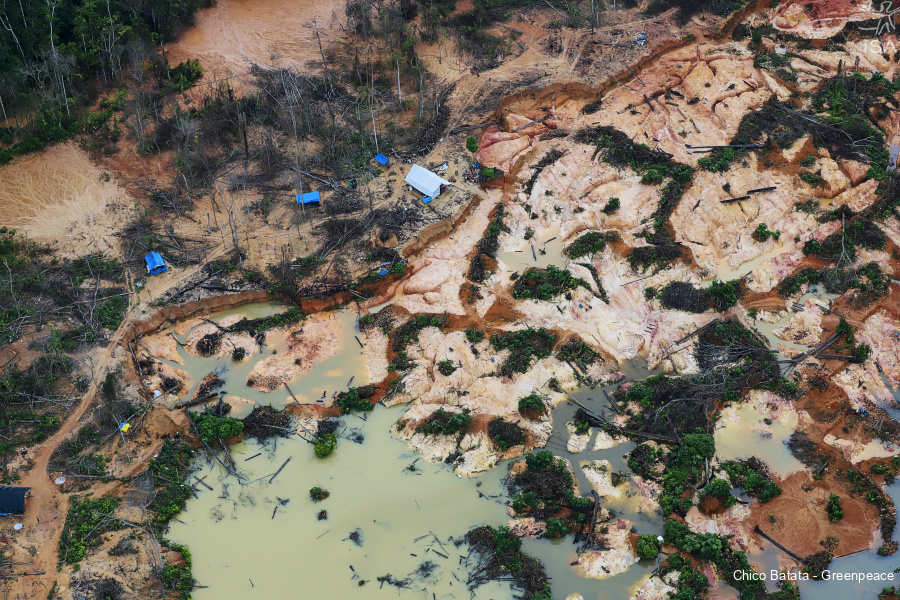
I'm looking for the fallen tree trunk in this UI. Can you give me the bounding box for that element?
[754,525,806,563]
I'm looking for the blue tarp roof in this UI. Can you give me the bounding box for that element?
[296,191,321,205]
[145,252,166,275]
[422,196,433,204]
[375,153,389,165]
[377,268,389,276]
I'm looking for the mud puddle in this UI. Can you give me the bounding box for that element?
[152,303,368,413]
[169,405,516,599]
[499,223,567,272]
[715,404,806,478]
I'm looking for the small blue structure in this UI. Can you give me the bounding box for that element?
[296,191,321,207]
[377,268,389,276]
[145,252,167,276]
[422,196,433,204]
[375,153,389,166]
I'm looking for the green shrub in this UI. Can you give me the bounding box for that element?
[466,135,479,153]
[192,412,243,443]
[314,433,337,458]
[545,517,568,538]
[602,197,620,214]
[565,231,617,259]
[706,279,742,311]
[418,408,473,435]
[309,487,330,501]
[59,496,122,564]
[753,222,780,241]
[465,328,484,343]
[636,535,660,559]
[437,360,458,376]
[827,494,843,521]
[336,387,375,414]
[702,478,731,499]
[518,394,545,416]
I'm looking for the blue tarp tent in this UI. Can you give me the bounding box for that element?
[296,191,321,206]
[377,268,389,276]
[375,153,389,166]
[0,485,29,514]
[422,196,433,204]
[145,252,167,275]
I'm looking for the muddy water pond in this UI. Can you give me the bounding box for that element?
[157,303,368,413]
[162,305,659,599]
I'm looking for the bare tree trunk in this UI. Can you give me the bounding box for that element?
[313,17,334,94]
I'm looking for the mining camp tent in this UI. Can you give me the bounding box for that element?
[404,165,449,199]
[0,485,30,515]
[296,191,321,207]
[145,252,167,275]
[374,153,389,166]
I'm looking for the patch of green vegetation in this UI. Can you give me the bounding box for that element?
[662,519,767,599]
[799,155,816,167]
[148,440,195,527]
[795,199,820,213]
[192,412,244,443]
[314,433,338,458]
[336,387,375,414]
[490,327,556,377]
[470,204,509,283]
[564,231,617,259]
[466,135,479,153]
[700,477,736,508]
[309,487,330,501]
[545,517,568,538]
[800,172,826,186]
[418,408,473,436]
[659,281,708,313]
[827,493,844,521]
[723,460,782,502]
[753,222,780,242]
[230,306,305,335]
[602,197,620,214]
[437,360,458,376]
[636,535,661,559]
[518,394,545,417]
[512,265,589,301]
[389,314,445,371]
[707,279,743,311]
[159,540,194,600]
[465,328,484,343]
[59,496,122,564]
[698,147,735,172]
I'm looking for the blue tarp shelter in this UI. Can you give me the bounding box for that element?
[377,268,389,276]
[296,191,321,206]
[145,252,167,276]
[375,153,389,166]
[422,196,433,204]
[0,485,29,514]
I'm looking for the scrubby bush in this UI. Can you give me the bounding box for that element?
[466,135,479,153]
[314,433,337,458]
[602,197,620,214]
[545,517,568,538]
[827,494,844,521]
[518,394,545,416]
[437,360,458,376]
[636,535,660,559]
[309,487,330,501]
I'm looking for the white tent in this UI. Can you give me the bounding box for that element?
[404,164,449,198]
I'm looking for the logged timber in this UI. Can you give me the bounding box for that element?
[721,196,751,204]
[578,491,602,554]
[512,114,552,132]
[173,393,220,410]
[818,353,864,364]
[747,186,777,194]
[448,122,499,134]
[673,319,718,345]
[754,525,806,562]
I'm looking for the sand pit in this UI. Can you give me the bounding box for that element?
[167,0,348,80]
[0,143,131,256]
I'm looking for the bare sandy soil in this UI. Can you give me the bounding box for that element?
[167,0,349,81]
[0,143,133,258]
